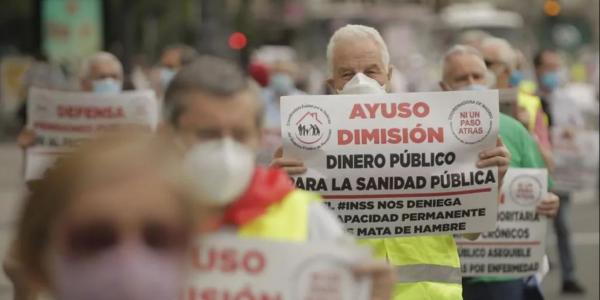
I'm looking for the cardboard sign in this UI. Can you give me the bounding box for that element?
[280,91,500,238]
[25,87,159,180]
[185,234,371,300]
[457,168,548,276]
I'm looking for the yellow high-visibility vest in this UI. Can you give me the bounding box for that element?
[517,92,543,131]
[359,236,463,300]
[518,81,548,130]
[238,189,318,241]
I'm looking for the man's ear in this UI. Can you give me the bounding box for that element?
[439,81,450,91]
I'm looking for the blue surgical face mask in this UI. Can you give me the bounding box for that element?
[462,84,488,91]
[509,70,524,87]
[92,78,122,94]
[160,68,177,90]
[270,73,295,95]
[541,72,560,90]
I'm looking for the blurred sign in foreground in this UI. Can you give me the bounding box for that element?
[185,234,371,300]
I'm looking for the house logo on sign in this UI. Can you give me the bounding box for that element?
[286,104,331,150]
[509,175,542,207]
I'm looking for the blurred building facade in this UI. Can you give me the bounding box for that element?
[0,0,598,126]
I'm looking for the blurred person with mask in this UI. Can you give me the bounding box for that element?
[78,51,124,93]
[16,52,69,128]
[258,61,305,165]
[271,24,512,300]
[440,44,560,300]
[511,48,546,132]
[16,51,125,150]
[154,44,198,98]
[534,49,586,294]
[479,37,554,173]
[263,61,305,123]
[163,55,395,300]
[509,49,526,89]
[534,49,585,130]
[5,131,200,300]
[478,37,515,91]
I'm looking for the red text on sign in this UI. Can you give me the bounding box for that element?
[348,102,430,119]
[191,247,266,275]
[57,105,125,119]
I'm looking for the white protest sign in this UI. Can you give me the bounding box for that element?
[280,91,500,238]
[551,128,599,191]
[185,234,371,300]
[457,168,548,276]
[25,87,159,180]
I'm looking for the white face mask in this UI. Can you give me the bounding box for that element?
[337,73,386,95]
[183,138,255,206]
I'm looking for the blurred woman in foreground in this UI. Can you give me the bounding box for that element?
[12,131,199,300]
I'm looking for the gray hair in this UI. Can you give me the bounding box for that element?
[164,55,263,128]
[79,51,123,80]
[326,24,390,77]
[441,45,487,82]
[480,37,516,70]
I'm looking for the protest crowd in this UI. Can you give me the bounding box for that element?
[0,1,598,300]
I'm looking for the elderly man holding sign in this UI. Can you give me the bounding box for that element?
[17,52,126,150]
[439,44,559,300]
[272,24,510,300]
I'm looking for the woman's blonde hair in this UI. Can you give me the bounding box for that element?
[15,130,198,285]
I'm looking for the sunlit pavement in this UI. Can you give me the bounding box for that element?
[0,142,597,300]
